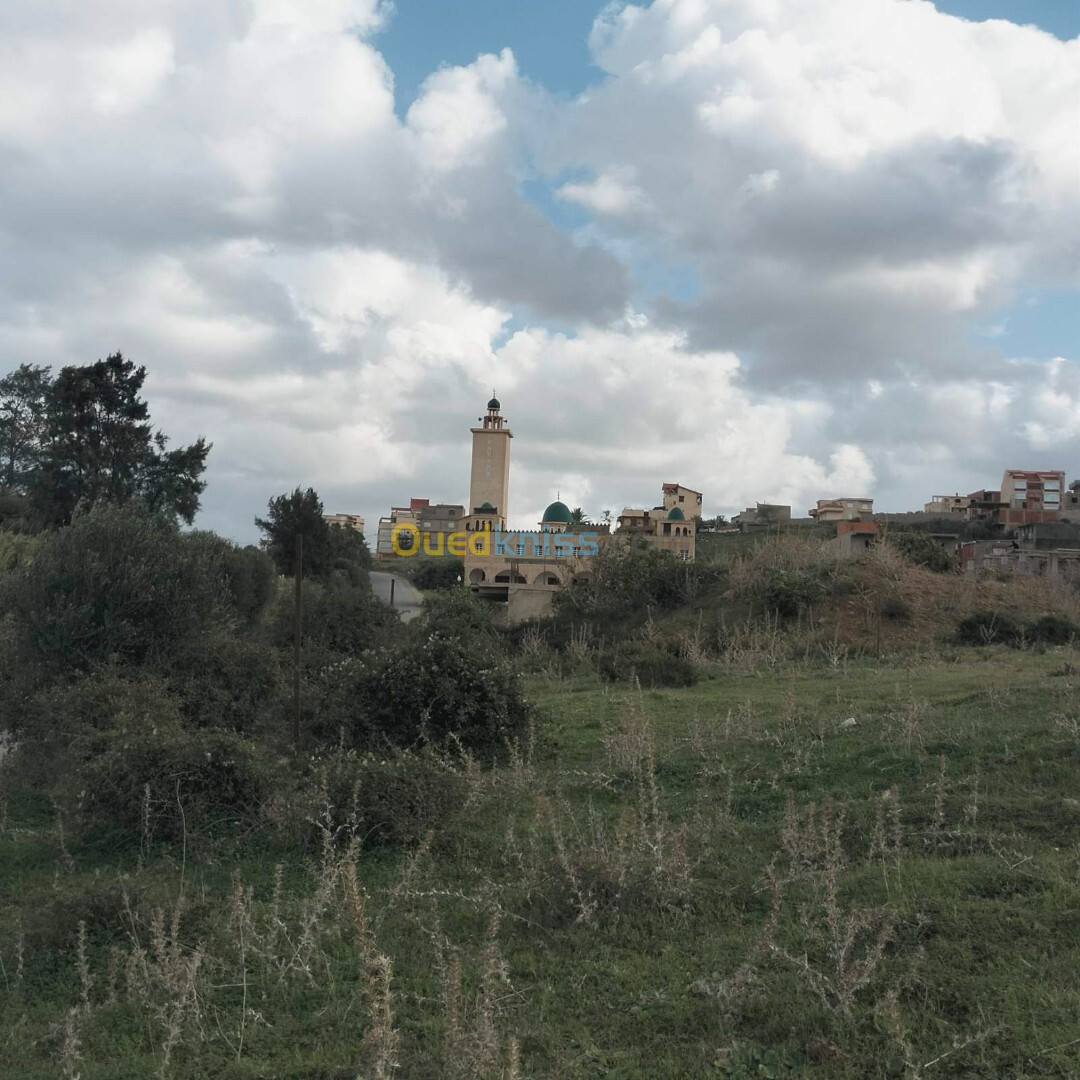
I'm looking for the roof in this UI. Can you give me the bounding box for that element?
[542,500,574,524]
[662,482,702,495]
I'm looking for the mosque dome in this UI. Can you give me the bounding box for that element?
[542,500,574,524]
[667,506,686,520]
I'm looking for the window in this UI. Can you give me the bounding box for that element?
[679,495,685,502]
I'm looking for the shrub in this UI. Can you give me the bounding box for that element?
[408,557,465,591]
[164,634,283,733]
[18,667,181,741]
[955,610,1023,646]
[880,596,912,622]
[1028,614,1078,645]
[0,528,36,573]
[762,567,828,619]
[557,546,716,617]
[324,631,532,761]
[221,543,278,627]
[266,576,401,658]
[598,641,700,687]
[289,748,466,849]
[888,530,955,573]
[416,587,500,640]
[1,504,234,676]
[74,716,271,840]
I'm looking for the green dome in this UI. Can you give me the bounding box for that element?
[478,501,495,511]
[487,395,501,410]
[667,506,686,520]
[542,500,574,524]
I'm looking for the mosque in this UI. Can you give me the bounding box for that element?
[462,395,701,621]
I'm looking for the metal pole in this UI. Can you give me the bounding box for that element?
[390,577,395,607]
[293,533,302,753]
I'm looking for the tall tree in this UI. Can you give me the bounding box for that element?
[256,487,330,578]
[30,354,209,525]
[256,487,373,579]
[0,364,51,491]
[570,507,590,525]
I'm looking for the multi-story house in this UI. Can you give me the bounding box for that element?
[809,497,873,522]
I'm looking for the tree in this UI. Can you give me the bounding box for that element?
[570,507,590,525]
[256,486,370,579]
[0,364,51,491]
[888,529,955,573]
[23,354,209,526]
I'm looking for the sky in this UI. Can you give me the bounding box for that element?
[0,0,1077,541]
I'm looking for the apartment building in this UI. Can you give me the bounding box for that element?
[998,469,1066,527]
[323,513,365,535]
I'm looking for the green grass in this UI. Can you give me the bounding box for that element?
[1,646,1079,1077]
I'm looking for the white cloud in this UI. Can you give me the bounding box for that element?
[0,0,1075,541]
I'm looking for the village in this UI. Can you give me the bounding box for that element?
[326,395,1079,620]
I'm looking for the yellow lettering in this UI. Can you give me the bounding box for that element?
[391,522,420,556]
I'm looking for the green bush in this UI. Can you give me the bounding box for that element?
[598,641,700,687]
[222,543,278,627]
[266,577,400,658]
[955,610,1023,646]
[164,634,283,733]
[557,547,717,617]
[408,557,464,591]
[880,596,912,622]
[1027,614,1078,645]
[1,504,233,675]
[11,670,182,775]
[75,716,271,840]
[292,748,466,849]
[416,587,499,640]
[762,567,828,619]
[888,530,955,573]
[323,631,532,761]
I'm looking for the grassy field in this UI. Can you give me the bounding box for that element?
[1,643,1079,1078]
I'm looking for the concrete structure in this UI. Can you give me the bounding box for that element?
[809,497,874,522]
[1011,522,1080,549]
[1000,469,1065,514]
[465,395,512,535]
[616,499,696,560]
[324,513,365,535]
[375,498,465,560]
[959,539,1080,578]
[964,489,1004,522]
[733,503,792,530]
[662,483,702,518]
[457,397,700,620]
[833,520,879,554]
[417,503,465,535]
[923,495,968,515]
[375,500,424,560]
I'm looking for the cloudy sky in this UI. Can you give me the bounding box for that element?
[1,0,1077,540]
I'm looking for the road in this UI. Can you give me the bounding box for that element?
[369,571,423,623]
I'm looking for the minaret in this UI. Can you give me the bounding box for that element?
[466,393,512,532]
